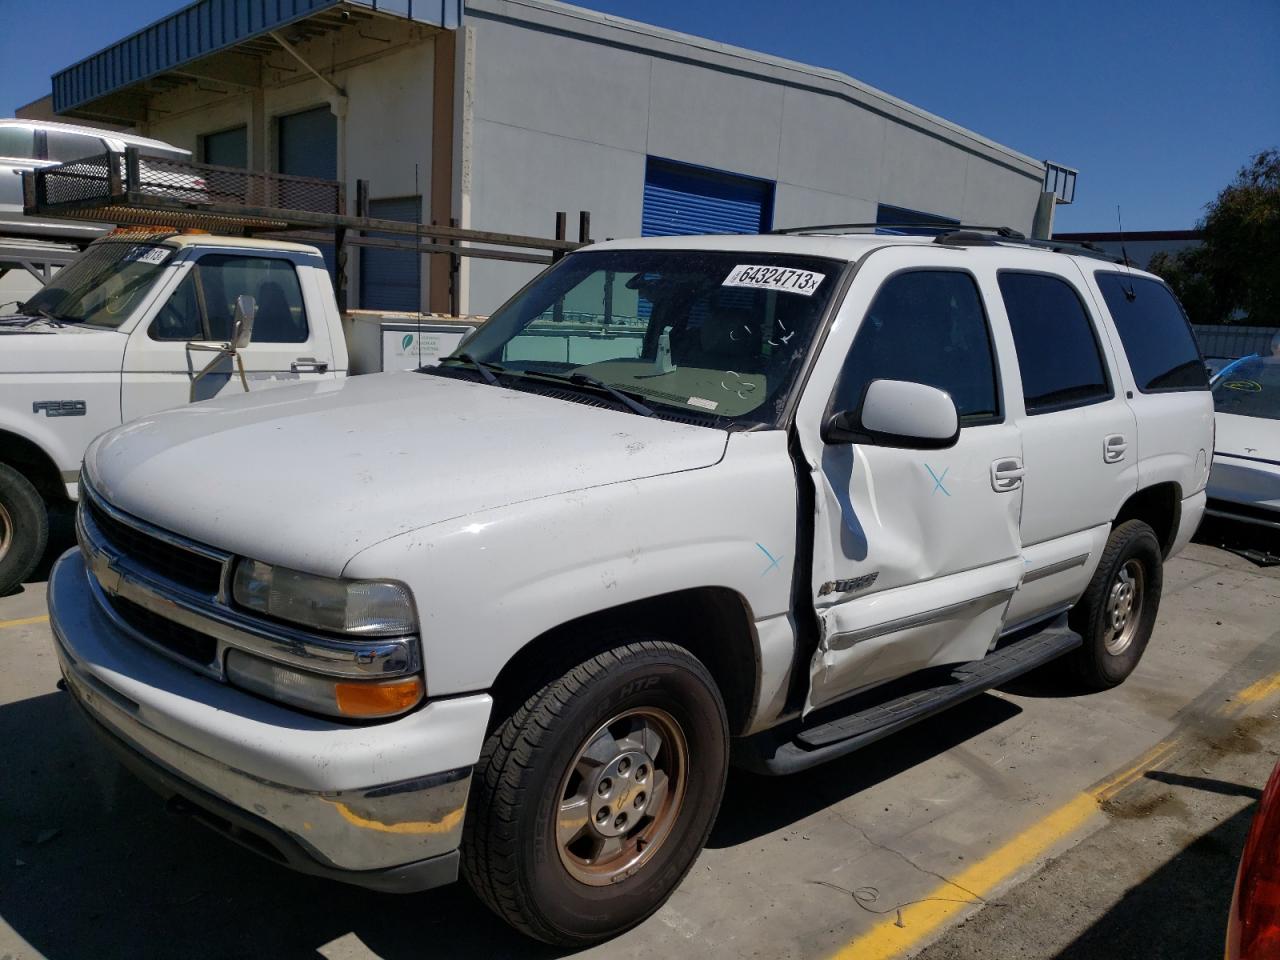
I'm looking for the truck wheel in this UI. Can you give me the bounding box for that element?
[1066,519,1163,690]
[0,464,49,597]
[463,638,729,946]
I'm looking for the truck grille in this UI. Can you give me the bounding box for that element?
[107,595,219,667]
[85,497,224,597]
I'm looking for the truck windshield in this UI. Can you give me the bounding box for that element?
[22,238,174,329]
[1213,357,1280,421]
[451,249,844,427]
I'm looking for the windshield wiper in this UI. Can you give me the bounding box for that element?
[438,352,504,385]
[522,370,655,417]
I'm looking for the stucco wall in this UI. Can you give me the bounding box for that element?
[462,0,1045,314]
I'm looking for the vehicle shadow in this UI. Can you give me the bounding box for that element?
[0,689,1023,959]
[1052,789,1254,959]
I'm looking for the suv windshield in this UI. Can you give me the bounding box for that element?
[22,238,174,329]
[1212,356,1280,421]
[450,249,844,426]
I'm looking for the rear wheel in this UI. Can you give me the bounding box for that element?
[1066,520,1163,689]
[0,464,48,596]
[462,638,728,946]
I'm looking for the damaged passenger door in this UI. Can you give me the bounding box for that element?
[796,252,1025,711]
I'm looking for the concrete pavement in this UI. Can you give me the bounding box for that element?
[1,542,1277,960]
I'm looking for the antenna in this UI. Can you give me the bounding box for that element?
[1115,205,1137,301]
[415,162,423,366]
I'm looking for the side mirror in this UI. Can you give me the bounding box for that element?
[231,294,256,350]
[823,379,960,449]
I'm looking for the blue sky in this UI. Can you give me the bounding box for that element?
[2,0,1275,230]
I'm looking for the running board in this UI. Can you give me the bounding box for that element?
[734,616,1081,776]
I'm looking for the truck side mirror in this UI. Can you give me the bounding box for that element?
[231,295,256,350]
[823,379,960,449]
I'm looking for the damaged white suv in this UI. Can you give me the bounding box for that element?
[48,228,1213,946]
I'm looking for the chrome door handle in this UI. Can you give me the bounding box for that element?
[291,357,328,374]
[991,457,1025,492]
[1104,434,1127,463]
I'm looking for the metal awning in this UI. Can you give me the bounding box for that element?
[52,0,462,123]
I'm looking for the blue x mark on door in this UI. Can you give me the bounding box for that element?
[925,464,950,496]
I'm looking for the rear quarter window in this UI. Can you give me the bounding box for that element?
[1095,273,1208,393]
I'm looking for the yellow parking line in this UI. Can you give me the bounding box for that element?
[0,614,48,630]
[829,670,1280,960]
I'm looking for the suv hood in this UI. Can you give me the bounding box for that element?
[87,372,728,575]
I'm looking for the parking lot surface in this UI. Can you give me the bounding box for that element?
[2,540,1278,960]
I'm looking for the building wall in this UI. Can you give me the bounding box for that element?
[124,24,441,310]
[461,0,1046,314]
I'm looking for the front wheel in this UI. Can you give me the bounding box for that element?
[0,464,48,597]
[1067,519,1163,689]
[462,638,729,946]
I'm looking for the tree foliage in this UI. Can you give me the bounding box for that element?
[1148,149,1280,325]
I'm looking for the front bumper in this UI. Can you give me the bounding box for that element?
[48,549,492,892]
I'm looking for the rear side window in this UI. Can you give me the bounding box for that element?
[45,131,106,162]
[833,270,1000,423]
[1096,273,1208,392]
[997,272,1111,415]
[0,127,36,160]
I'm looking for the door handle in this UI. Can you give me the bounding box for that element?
[1103,434,1127,463]
[291,357,329,374]
[991,457,1025,492]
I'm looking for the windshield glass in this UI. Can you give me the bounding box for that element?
[453,249,844,426]
[1213,356,1280,421]
[23,238,174,328]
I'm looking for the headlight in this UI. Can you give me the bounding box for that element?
[225,649,424,719]
[232,559,416,636]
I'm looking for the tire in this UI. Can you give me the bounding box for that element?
[1066,519,1163,689]
[462,637,729,946]
[0,464,48,597]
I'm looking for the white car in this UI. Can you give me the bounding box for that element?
[1207,354,1280,531]
[0,118,200,243]
[47,229,1213,946]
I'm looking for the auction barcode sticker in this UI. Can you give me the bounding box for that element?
[722,264,825,296]
[124,246,169,265]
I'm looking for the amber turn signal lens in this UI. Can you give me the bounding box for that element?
[335,677,425,718]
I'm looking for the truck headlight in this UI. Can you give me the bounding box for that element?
[232,559,417,637]
[225,649,424,719]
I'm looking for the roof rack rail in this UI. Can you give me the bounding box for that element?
[770,222,1024,237]
[932,229,1125,264]
[768,221,1126,264]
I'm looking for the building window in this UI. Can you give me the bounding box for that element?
[200,126,247,168]
[875,203,960,236]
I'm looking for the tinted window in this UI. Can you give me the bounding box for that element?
[1096,273,1208,392]
[998,272,1111,414]
[1212,357,1280,421]
[0,127,36,160]
[199,255,309,343]
[833,270,1000,423]
[45,131,106,162]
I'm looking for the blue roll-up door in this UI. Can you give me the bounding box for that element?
[642,158,774,237]
[361,196,422,312]
[278,106,337,279]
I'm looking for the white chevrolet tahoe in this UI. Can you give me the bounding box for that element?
[47,229,1213,946]
[0,230,346,594]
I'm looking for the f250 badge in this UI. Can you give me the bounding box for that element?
[32,400,87,418]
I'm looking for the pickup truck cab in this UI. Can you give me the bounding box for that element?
[47,230,1213,946]
[0,231,346,592]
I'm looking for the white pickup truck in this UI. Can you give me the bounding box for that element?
[0,230,348,593]
[47,229,1213,946]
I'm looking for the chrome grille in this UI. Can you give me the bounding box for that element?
[85,496,223,596]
